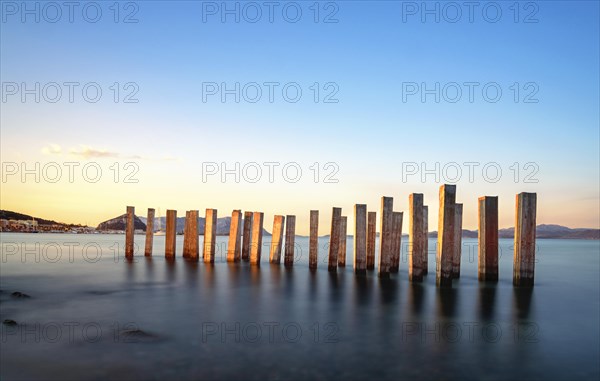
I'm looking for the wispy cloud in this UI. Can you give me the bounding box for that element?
[40,144,181,162]
[69,145,119,159]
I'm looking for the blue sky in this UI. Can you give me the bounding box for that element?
[1,1,599,231]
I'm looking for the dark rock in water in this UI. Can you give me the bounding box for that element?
[3,319,17,326]
[11,292,30,298]
[118,329,161,343]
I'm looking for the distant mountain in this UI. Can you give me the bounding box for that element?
[425,224,599,240]
[0,210,82,227]
[137,215,272,236]
[97,214,146,231]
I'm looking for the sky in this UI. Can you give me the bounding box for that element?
[1,0,599,234]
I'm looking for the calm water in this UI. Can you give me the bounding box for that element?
[1,233,598,380]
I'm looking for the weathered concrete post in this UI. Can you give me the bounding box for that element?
[409,194,424,282]
[367,212,376,270]
[183,211,190,258]
[250,212,264,265]
[284,215,296,267]
[242,211,253,261]
[452,203,463,278]
[354,204,367,275]
[478,196,498,281]
[269,215,285,264]
[125,206,135,259]
[513,193,537,287]
[390,211,403,273]
[227,210,243,262]
[437,185,456,286]
[203,209,217,263]
[423,206,428,275]
[185,210,199,261]
[378,197,394,277]
[338,216,348,267]
[144,208,155,256]
[328,207,342,272]
[165,209,177,259]
[309,210,319,270]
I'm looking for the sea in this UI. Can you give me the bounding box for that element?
[1,233,598,380]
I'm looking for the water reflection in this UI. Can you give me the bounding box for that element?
[478,284,497,321]
[409,283,425,316]
[513,287,533,320]
[436,287,458,318]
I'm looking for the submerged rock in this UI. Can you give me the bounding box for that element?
[118,329,161,343]
[11,292,30,299]
[3,319,17,326]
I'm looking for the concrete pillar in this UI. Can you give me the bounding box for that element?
[242,211,253,261]
[185,210,199,261]
[354,204,367,275]
[309,210,319,270]
[378,196,394,277]
[203,209,217,263]
[250,212,264,265]
[227,210,242,262]
[125,206,134,258]
[409,194,424,282]
[328,207,342,272]
[144,208,154,256]
[269,215,285,264]
[165,209,177,259]
[452,203,463,279]
[478,196,498,281]
[513,193,537,287]
[338,216,347,267]
[390,211,403,273]
[423,205,428,275]
[284,215,296,267]
[436,185,456,286]
[367,212,376,270]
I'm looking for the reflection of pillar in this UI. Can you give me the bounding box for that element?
[309,210,319,270]
[513,193,537,287]
[478,196,498,281]
[353,204,367,275]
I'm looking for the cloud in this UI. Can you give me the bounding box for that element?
[69,145,119,159]
[41,144,62,155]
[40,144,181,162]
